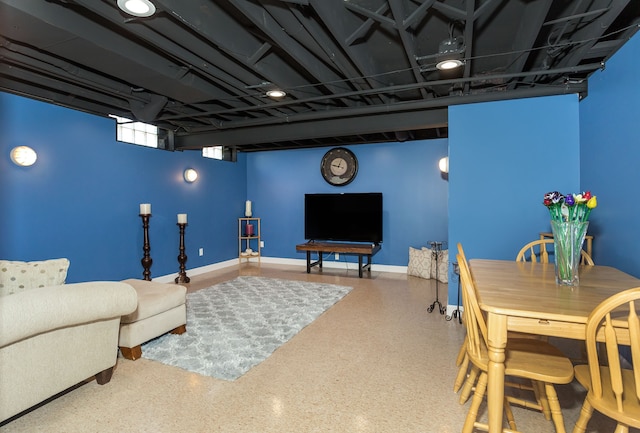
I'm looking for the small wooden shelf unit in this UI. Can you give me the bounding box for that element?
[239,217,261,265]
[296,241,381,278]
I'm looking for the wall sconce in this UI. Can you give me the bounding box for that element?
[117,0,156,17]
[184,168,198,183]
[438,157,449,174]
[10,146,37,167]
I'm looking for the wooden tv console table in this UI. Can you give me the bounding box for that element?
[296,242,381,278]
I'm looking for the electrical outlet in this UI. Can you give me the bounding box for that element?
[199,248,204,256]
[260,241,265,248]
[335,253,339,260]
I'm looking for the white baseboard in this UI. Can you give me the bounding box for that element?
[446,304,464,318]
[153,259,238,283]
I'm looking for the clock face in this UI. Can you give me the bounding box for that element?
[321,147,358,186]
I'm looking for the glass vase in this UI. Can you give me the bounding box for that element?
[550,221,589,286]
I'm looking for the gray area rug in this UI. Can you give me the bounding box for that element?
[141,276,352,381]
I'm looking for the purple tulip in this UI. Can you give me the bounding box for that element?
[564,194,575,206]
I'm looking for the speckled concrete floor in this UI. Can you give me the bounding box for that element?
[0,264,620,433]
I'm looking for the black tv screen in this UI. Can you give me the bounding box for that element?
[304,193,383,244]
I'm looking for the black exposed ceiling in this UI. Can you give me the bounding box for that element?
[1,0,639,152]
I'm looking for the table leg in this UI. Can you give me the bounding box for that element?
[358,255,363,278]
[486,312,507,433]
[306,251,311,273]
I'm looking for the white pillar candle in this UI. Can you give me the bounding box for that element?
[245,200,252,217]
[140,203,151,215]
[177,213,187,224]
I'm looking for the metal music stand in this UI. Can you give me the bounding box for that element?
[427,241,447,315]
[445,261,462,323]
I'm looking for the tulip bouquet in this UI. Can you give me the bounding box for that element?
[543,191,597,286]
[543,191,597,223]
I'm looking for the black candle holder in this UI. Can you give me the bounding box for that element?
[140,214,152,281]
[427,241,447,315]
[445,262,462,324]
[175,222,190,284]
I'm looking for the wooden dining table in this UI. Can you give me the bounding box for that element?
[469,259,640,433]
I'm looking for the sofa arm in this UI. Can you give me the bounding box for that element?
[0,282,137,348]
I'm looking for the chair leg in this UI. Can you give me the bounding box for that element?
[459,365,480,404]
[120,345,142,360]
[170,324,186,334]
[454,351,470,392]
[456,341,467,366]
[532,380,551,420]
[572,399,594,433]
[544,383,567,433]
[463,371,487,433]
[503,396,517,431]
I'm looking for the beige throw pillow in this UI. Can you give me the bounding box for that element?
[0,258,70,296]
[407,247,431,279]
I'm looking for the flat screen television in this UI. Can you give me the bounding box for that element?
[304,193,383,244]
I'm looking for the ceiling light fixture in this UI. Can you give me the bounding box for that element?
[117,0,156,17]
[436,58,464,71]
[436,36,465,71]
[266,89,286,98]
[10,146,37,167]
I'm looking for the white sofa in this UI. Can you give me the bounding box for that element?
[0,281,137,422]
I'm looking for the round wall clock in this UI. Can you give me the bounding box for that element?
[321,147,358,186]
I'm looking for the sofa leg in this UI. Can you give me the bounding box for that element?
[170,324,187,335]
[95,367,114,385]
[119,345,142,361]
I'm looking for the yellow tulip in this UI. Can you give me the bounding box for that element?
[587,196,597,209]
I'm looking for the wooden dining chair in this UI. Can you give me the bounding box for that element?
[572,287,640,433]
[515,239,594,266]
[457,243,555,412]
[453,243,477,403]
[455,243,556,408]
[455,244,542,405]
[516,239,595,364]
[457,248,575,433]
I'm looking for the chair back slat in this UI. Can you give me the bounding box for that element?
[516,238,594,265]
[604,313,624,411]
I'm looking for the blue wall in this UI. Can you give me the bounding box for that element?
[580,32,640,275]
[448,94,581,301]
[247,140,449,265]
[0,93,247,283]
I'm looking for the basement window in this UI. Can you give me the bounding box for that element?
[110,115,158,148]
[202,146,223,160]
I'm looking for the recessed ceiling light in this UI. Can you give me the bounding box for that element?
[117,0,156,17]
[266,89,286,98]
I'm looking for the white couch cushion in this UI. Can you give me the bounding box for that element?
[0,258,70,296]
